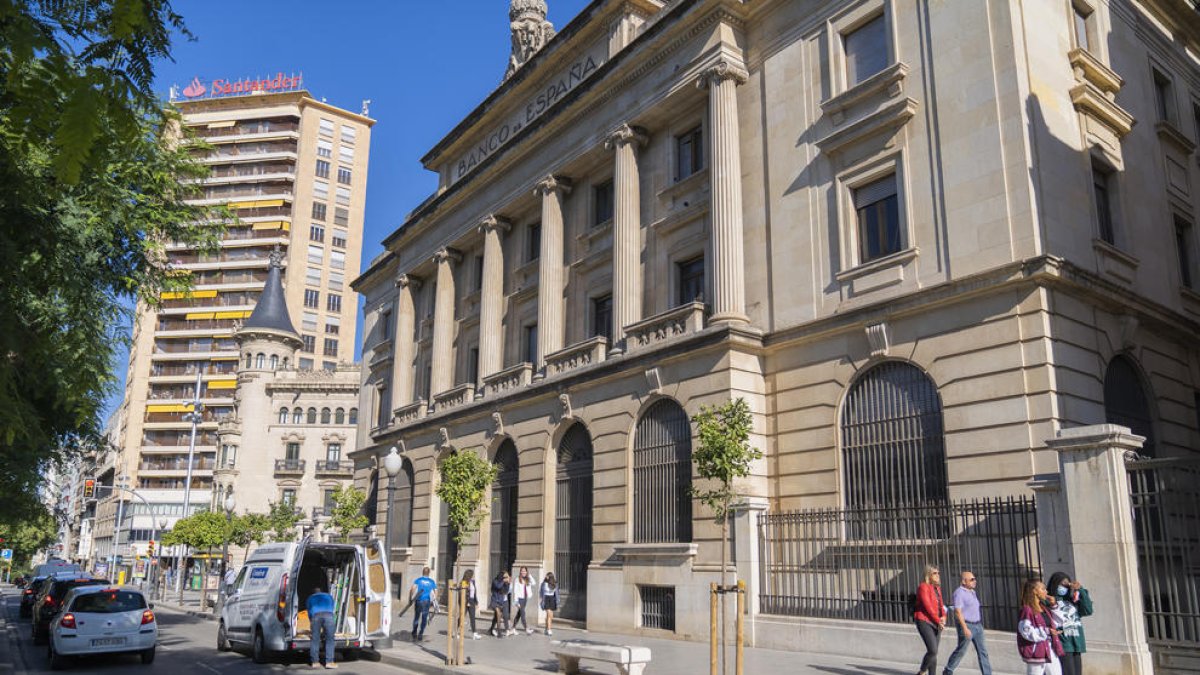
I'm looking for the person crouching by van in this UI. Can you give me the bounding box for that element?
[489,571,511,637]
[409,567,438,642]
[306,585,338,669]
[540,572,559,636]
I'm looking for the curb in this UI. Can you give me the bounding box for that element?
[155,602,218,623]
[374,649,511,675]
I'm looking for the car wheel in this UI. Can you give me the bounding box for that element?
[140,646,156,665]
[48,643,68,671]
[216,622,230,652]
[251,628,268,664]
[342,648,360,662]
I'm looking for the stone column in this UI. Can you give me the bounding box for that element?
[604,124,647,353]
[1046,424,1154,675]
[391,274,419,408]
[534,175,571,371]
[696,61,749,325]
[429,248,460,399]
[477,215,510,386]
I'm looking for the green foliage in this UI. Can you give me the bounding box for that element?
[329,485,369,543]
[229,513,271,549]
[691,398,762,522]
[0,0,224,526]
[266,500,299,543]
[435,451,499,552]
[161,510,228,552]
[0,507,58,569]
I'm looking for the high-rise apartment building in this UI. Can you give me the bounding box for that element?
[102,83,373,563]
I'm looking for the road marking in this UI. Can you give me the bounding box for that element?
[198,663,222,674]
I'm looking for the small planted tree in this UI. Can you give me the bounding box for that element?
[329,485,369,542]
[162,510,230,606]
[692,397,762,675]
[266,500,300,542]
[230,513,271,562]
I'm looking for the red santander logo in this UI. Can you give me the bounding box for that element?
[182,77,205,98]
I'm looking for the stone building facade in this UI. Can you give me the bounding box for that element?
[350,0,1200,652]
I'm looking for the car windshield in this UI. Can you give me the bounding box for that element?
[52,579,107,598]
[71,590,147,613]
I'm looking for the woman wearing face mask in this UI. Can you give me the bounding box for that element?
[1044,572,1092,675]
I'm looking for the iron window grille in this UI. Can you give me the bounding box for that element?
[633,399,693,543]
[1104,356,1156,457]
[639,586,676,631]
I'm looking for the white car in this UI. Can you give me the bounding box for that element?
[48,585,157,669]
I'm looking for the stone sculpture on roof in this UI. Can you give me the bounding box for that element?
[505,0,556,81]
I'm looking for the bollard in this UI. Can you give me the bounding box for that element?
[457,581,466,666]
[736,580,745,675]
[446,579,457,665]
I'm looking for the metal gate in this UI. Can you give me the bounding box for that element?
[633,399,693,543]
[1127,455,1200,647]
[489,441,519,581]
[555,423,593,621]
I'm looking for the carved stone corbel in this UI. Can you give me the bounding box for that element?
[558,392,572,420]
[644,367,662,394]
[865,322,890,358]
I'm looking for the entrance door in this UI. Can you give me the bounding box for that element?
[555,424,593,621]
[489,441,519,580]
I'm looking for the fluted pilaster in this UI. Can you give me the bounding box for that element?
[429,248,461,397]
[392,274,420,408]
[477,215,510,384]
[697,60,749,325]
[604,124,647,352]
[534,175,572,370]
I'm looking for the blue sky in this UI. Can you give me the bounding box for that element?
[102,0,592,420]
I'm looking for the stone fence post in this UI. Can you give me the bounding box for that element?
[731,496,768,643]
[1045,424,1154,675]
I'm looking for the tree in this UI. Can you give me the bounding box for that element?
[691,398,762,675]
[229,512,270,562]
[0,0,221,525]
[328,485,369,543]
[162,510,229,607]
[435,450,499,565]
[266,500,300,543]
[0,506,58,571]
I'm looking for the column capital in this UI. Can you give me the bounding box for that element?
[477,214,512,235]
[534,174,573,196]
[395,273,422,290]
[432,247,462,266]
[604,123,648,151]
[695,59,749,89]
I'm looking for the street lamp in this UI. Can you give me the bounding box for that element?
[177,369,204,603]
[381,447,403,649]
[109,474,131,582]
[217,494,236,611]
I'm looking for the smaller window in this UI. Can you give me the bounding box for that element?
[307,407,317,424]
[305,266,322,287]
[328,271,345,290]
[292,407,303,424]
[337,166,352,185]
[1175,216,1195,289]
[676,127,703,180]
[336,186,351,206]
[322,360,336,370]
[340,125,357,144]
[526,222,542,262]
[1072,3,1092,51]
[307,244,324,264]
[677,257,705,306]
[326,442,342,462]
[844,14,889,86]
[312,202,327,221]
[286,442,301,459]
[324,338,339,356]
[473,254,485,291]
[269,354,278,370]
[298,357,314,370]
[339,146,354,163]
[326,321,340,335]
[332,229,348,249]
[281,488,297,505]
[304,289,320,309]
[313,181,329,200]
[310,224,325,243]
[302,335,316,353]
[335,408,346,425]
[316,140,332,158]
[523,323,539,365]
[327,294,342,312]
[255,353,265,369]
[330,251,346,270]
[302,311,318,331]
[466,346,480,385]
[278,407,289,424]
[334,207,350,226]
[318,118,335,137]
[853,174,901,263]
[1093,165,1116,245]
[1153,68,1175,124]
[244,353,252,369]
[315,159,330,179]
[349,407,358,425]
[591,294,613,341]
[320,408,331,424]
[593,180,614,226]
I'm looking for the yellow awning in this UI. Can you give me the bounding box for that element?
[229,199,284,209]
[214,310,252,319]
[206,121,236,129]
[210,356,239,361]
[146,404,191,413]
[251,220,286,230]
[184,312,215,320]
[206,380,237,390]
[161,289,219,300]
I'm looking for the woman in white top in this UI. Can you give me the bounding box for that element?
[512,566,535,635]
[540,572,559,636]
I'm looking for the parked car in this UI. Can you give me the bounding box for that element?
[218,537,390,663]
[48,585,156,669]
[20,577,49,618]
[32,577,108,644]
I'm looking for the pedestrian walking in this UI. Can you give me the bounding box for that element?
[409,566,438,642]
[488,570,512,637]
[540,572,559,636]
[306,585,338,669]
[462,569,481,640]
[943,570,992,675]
[513,566,535,635]
[1018,578,1063,675]
[1044,572,1092,675]
[914,565,947,675]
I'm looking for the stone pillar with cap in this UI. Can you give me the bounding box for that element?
[429,248,460,398]
[605,124,647,352]
[535,175,571,371]
[477,215,510,384]
[696,60,749,325]
[391,274,419,408]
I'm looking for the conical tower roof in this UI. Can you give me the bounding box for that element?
[241,248,298,336]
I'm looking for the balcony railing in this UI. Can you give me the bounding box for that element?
[314,460,353,477]
[481,363,533,398]
[273,458,305,476]
[544,336,607,377]
[432,383,475,412]
[190,121,299,139]
[204,162,295,179]
[624,301,706,352]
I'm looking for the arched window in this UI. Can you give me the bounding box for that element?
[244,353,252,369]
[282,357,289,368]
[841,361,948,511]
[490,441,519,579]
[335,408,345,425]
[633,399,693,543]
[556,423,593,620]
[306,408,317,424]
[320,408,331,424]
[1105,355,1156,457]
[256,353,265,369]
[278,407,289,424]
[269,354,278,370]
[292,407,303,424]
[389,458,415,549]
[349,408,358,425]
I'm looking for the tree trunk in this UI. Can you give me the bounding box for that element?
[720,500,729,675]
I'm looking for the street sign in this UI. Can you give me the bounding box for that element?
[0,549,11,562]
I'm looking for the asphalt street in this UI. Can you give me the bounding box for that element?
[0,591,412,674]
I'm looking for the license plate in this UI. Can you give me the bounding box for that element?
[91,637,126,647]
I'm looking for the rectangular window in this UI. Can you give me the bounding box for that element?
[526,222,542,262]
[1153,68,1175,124]
[332,229,348,248]
[325,321,340,335]
[327,294,342,312]
[593,180,614,226]
[328,271,344,291]
[307,244,324,264]
[302,312,318,332]
[323,338,338,356]
[591,294,613,341]
[340,125,356,144]
[313,181,329,200]
[523,323,538,365]
[1093,166,1116,245]
[339,146,354,163]
[467,346,480,385]
[473,254,484,291]
[315,159,330,179]
[1175,216,1194,289]
[854,174,901,263]
[322,360,337,371]
[375,382,391,427]
[305,266,322,286]
[335,186,351,206]
[311,202,327,221]
[677,256,705,305]
[316,140,332,158]
[330,250,346,270]
[1072,3,1091,51]
[676,127,703,180]
[285,442,300,460]
[298,357,313,370]
[282,488,297,505]
[309,224,325,242]
[337,166,352,185]
[301,335,316,353]
[326,443,342,463]
[319,118,334,137]
[844,14,888,86]
[639,586,676,632]
[303,289,320,309]
[334,207,349,226]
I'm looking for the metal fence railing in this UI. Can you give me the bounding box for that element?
[758,497,1041,628]
[1127,455,1200,646]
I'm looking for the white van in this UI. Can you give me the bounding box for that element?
[217,537,390,663]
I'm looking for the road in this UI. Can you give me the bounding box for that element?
[1,590,412,674]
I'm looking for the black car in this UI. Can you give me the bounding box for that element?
[18,576,49,618]
[31,577,107,644]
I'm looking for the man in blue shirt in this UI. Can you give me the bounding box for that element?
[944,570,992,675]
[305,585,337,669]
[409,566,438,642]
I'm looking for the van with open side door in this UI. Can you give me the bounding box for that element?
[216,537,390,663]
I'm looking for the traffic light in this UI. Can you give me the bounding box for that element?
[83,479,95,498]
[147,540,155,557]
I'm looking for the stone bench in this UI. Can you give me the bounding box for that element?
[550,639,652,675]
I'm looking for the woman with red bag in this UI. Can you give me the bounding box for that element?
[913,565,947,675]
[1017,578,1064,675]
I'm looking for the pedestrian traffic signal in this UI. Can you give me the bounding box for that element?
[83,479,95,498]
[147,540,155,557]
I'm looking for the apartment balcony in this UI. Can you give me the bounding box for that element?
[199,150,297,165]
[314,460,353,478]
[184,190,294,208]
[273,459,305,476]
[623,301,706,353]
[481,363,533,398]
[148,350,239,362]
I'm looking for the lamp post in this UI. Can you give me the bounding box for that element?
[381,447,403,649]
[217,494,236,612]
[109,474,130,583]
[177,369,204,603]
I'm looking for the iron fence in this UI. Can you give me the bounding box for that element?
[1127,455,1200,646]
[758,497,1041,628]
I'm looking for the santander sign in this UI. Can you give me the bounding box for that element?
[179,72,303,100]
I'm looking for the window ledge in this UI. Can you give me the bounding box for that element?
[1093,238,1139,284]
[613,542,698,562]
[1156,120,1195,154]
[836,247,918,286]
[816,97,918,157]
[1068,48,1122,94]
[1069,84,1134,138]
[657,167,709,202]
[577,219,613,249]
[820,61,909,125]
